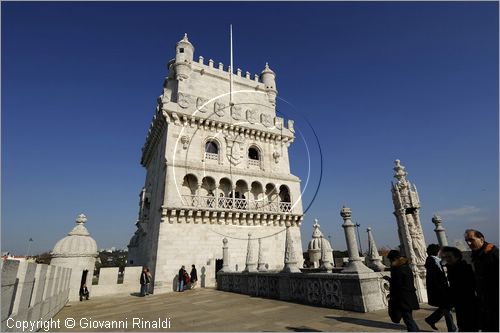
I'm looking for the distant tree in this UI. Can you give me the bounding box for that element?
[34,252,52,265]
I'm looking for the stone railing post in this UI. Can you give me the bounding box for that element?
[219,238,231,272]
[432,215,448,247]
[340,206,372,273]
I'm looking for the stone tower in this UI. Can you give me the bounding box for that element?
[391,159,427,302]
[127,34,304,294]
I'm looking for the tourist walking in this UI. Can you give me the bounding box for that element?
[177,265,186,292]
[464,229,499,332]
[385,250,420,332]
[190,264,198,289]
[440,246,479,332]
[140,267,149,297]
[146,268,152,295]
[424,244,456,331]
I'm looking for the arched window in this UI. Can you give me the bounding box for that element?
[248,147,259,160]
[205,140,219,154]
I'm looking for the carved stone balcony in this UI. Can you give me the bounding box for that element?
[181,195,292,213]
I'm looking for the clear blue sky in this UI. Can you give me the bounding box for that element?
[2,2,498,255]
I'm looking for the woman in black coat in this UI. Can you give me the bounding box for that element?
[441,246,479,332]
[386,250,420,332]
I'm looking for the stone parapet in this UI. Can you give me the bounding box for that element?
[92,266,143,297]
[217,271,390,313]
[1,260,71,332]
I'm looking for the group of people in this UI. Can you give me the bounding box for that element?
[177,264,198,292]
[386,229,498,332]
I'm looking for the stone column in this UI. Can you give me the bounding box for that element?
[243,233,257,272]
[432,215,448,247]
[257,238,267,271]
[340,206,372,273]
[281,226,300,273]
[219,238,231,272]
[366,227,386,272]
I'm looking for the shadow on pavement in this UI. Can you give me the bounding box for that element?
[326,316,405,330]
[285,326,322,332]
[130,292,143,297]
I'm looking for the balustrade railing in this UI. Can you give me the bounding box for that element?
[182,195,292,213]
[248,159,261,167]
[204,152,219,160]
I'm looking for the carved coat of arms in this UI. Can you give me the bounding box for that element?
[225,133,245,165]
[246,109,257,124]
[214,102,225,117]
[196,97,208,113]
[261,113,273,128]
[177,92,190,108]
[231,105,243,120]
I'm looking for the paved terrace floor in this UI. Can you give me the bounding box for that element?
[53,288,448,332]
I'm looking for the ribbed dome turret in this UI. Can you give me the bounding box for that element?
[307,219,324,251]
[51,214,98,258]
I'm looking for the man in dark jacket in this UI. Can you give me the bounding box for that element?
[465,229,499,332]
[424,244,456,331]
[177,265,186,292]
[386,250,420,332]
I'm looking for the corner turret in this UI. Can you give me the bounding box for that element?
[174,33,194,81]
[260,63,277,105]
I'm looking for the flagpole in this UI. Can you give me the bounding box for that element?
[229,24,233,106]
[26,238,33,257]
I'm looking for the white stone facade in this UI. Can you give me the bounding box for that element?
[128,35,304,294]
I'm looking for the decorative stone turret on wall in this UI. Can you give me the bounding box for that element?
[307,219,334,268]
[50,214,98,302]
[391,160,427,302]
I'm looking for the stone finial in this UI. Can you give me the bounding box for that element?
[366,227,386,272]
[432,215,442,225]
[218,62,224,70]
[76,214,87,224]
[244,233,257,272]
[340,206,352,219]
[282,226,300,273]
[320,236,334,271]
[183,33,188,41]
[198,56,204,64]
[393,159,408,182]
[208,59,214,68]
